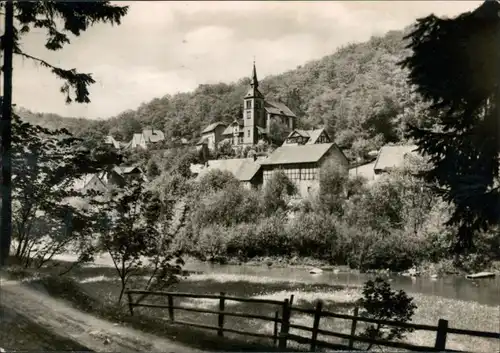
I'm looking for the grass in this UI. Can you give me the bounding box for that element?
[4,263,499,352]
[0,305,93,351]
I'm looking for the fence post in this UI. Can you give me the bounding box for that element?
[289,294,295,307]
[218,292,226,337]
[348,306,359,349]
[279,298,291,349]
[167,294,174,322]
[434,319,448,351]
[126,291,134,316]
[310,300,323,352]
[273,310,279,347]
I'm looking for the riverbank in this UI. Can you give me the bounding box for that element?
[3,264,498,352]
[218,255,500,277]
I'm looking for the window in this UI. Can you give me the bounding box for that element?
[246,110,252,119]
[246,100,252,109]
[247,129,250,137]
[255,101,260,109]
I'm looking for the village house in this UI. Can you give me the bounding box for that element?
[196,122,227,151]
[72,165,146,195]
[103,135,122,149]
[121,128,165,150]
[195,157,263,190]
[282,128,331,145]
[200,62,297,148]
[348,144,419,182]
[260,143,349,198]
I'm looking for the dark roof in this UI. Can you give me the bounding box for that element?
[283,128,329,145]
[373,145,418,172]
[260,143,335,166]
[196,158,261,182]
[201,122,227,134]
[265,101,297,118]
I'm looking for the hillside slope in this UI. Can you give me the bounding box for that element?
[19,27,429,159]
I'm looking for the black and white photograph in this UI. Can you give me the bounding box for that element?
[0,1,499,352]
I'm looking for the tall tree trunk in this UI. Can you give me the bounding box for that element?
[0,0,14,267]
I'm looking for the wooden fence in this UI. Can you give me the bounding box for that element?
[125,290,500,352]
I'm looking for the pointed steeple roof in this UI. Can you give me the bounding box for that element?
[245,60,264,99]
[251,60,259,89]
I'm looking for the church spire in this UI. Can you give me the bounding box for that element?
[251,60,259,89]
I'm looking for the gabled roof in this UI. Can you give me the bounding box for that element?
[373,144,418,172]
[104,135,121,149]
[143,129,165,143]
[122,133,147,150]
[284,128,329,145]
[222,120,244,135]
[265,101,297,118]
[196,158,261,182]
[202,122,227,134]
[260,143,335,166]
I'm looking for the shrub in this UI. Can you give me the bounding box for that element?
[197,169,240,194]
[225,215,289,258]
[193,225,231,262]
[286,212,338,259]
[357,277,417,350]
[262,170,296,215]
[191,185,262,228]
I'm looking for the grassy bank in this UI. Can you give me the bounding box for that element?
[8,264,498,353]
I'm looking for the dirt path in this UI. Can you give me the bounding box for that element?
[0,279,206,353]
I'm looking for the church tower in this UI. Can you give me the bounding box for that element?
[243,62,265,145]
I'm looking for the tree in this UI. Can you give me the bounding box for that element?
[197,169,240,194]
[146,159,161,180]
[94,180,181,304]
[357,277,417,350]
[1,1,129,266]
[10,116,120,268]
[268,119,291,146]
[400,0,500,251]
[262,170,296,215]
[317,159,348,215]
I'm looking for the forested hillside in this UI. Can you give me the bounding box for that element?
[18,27,433,160]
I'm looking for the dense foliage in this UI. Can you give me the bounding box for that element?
[178,160,500,272]
[400,1,500,251]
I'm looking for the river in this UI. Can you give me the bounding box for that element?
[183,262,500,307]
[54,252,499,307]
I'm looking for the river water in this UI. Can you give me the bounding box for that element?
[184,262,500,307]
[53,251,499,307]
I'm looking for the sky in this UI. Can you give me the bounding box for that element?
[4,1,482,120]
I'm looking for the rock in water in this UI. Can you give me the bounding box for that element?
[309,267,323,274]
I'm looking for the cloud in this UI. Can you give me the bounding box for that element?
[11,1,482,119]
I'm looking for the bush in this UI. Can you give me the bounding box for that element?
[193,225,230,262]
[262,170,296,215]
[286,212,338,259]
[197,169,240,194]
[191,185,262,228]
[225,215,289,258]
[357,277,417,350]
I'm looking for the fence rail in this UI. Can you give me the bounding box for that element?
[125,290,500,352]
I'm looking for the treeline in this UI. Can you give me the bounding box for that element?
[18,27,436,161]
